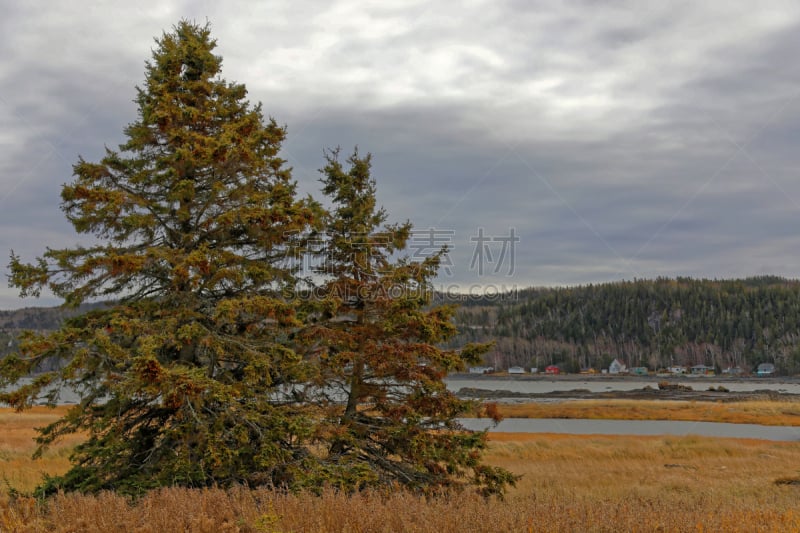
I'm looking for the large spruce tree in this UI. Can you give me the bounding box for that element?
[2,21,318,494]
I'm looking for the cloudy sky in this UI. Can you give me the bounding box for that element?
[3,1,800,309]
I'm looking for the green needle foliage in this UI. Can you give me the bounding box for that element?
[3,21,318,495]
[1,21,514,498]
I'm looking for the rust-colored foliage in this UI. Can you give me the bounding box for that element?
[293,149,514,495]
[482,402,504,423]
[137,358,164,384]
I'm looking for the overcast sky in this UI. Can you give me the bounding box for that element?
[3,1,800,309]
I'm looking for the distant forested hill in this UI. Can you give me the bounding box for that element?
[5,278,800,375]
[446,276,800,375]
[0,303,108,358]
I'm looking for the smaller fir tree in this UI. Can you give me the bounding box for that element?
[295,148,515,495]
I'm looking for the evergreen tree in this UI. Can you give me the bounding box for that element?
[2,21,318,494]
[295,149,515,495]
[1,22,516,497]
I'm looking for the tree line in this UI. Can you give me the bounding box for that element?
[451,276,800,374]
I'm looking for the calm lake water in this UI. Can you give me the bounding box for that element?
[458,418,800,441]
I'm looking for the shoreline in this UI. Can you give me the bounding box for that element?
[454,385,800,403]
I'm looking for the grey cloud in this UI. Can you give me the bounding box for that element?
[4,0,800,309]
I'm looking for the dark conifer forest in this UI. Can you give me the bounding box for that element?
[447,276,800,375]
[7,277,800,375]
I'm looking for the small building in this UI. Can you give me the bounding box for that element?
[608,359,627,374]
[544,365,560,375]
[508,366,526,374]
[469,366,494,374]
[756,363,776,377]
[690,365,714,375]
[630,366,649,376]
[669,366,687,375]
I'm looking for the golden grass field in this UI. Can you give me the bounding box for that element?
[487,398,800,426]
[2,403,800,532]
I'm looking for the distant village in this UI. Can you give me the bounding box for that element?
[468,359,778,377]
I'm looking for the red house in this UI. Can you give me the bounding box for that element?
[544,365,560,375]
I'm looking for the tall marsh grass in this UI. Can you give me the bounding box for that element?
[490,398,800,426]
[2,408,800,531]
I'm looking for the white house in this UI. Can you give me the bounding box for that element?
[608,359,627,374]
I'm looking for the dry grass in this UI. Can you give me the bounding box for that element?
[489,398,800,426]
[0,407,80,493]
[2,408,800,531]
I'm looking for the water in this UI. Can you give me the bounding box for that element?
[9,376,800,406]
[1,378,83,405]
[448,376,800,440]
[458,418,800,441]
